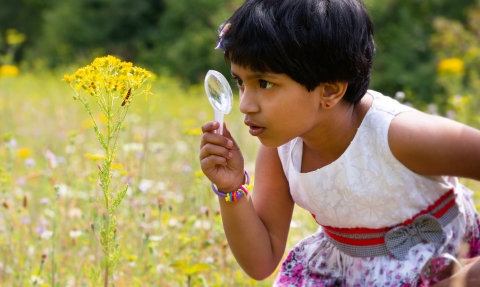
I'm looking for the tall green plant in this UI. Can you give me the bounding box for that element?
[62,55,152,286]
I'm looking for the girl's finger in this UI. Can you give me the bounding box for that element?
[201,121,220,133]
[200,154,229,168]
[200,129,234,149]
[220,123,240,149]
[200,143,233,161]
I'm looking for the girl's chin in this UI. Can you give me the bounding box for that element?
[256,135,285,149]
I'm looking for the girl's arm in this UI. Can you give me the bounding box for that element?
[389,111,480,180]
[431,256,480,286]
[200,121,294,280]
[220,145,294,280]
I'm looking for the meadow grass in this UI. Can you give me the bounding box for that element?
[0,71,478,286]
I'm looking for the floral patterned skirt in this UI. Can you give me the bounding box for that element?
[274,189,480,287]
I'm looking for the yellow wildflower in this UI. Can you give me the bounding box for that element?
[184,128,202,135]
[151,209,159,217]
[84,153,106,161]
[181,119,196,127]
[99,114,108,124]
[110,163,123,170]
[5,29,26,45]
[437,58,465,74]
[127,255,137,262]
[194,170,204,178]
[16,148,32,159]
[81,119,95,129]
[0,65,19,77]
[147,242,158,248]
[63,55,152,107]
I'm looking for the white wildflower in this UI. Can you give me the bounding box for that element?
[69,230,82,238]
[40,230,53,240]
[394,91,405,101]
[149,235,163,242]
[122,142,143,153]
[138,179,154,194]
[68,208,82,219]
[176,141,188,154]
[45,149,58,169]
[194,219,211,230]
[43,208,55,218]
[156,181,166,191]
[31,275,44,285]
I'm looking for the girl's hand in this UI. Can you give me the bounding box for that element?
[199,121,245,192]
[430,256,480,287]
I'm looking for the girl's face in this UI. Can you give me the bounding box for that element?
[231,63,323,147]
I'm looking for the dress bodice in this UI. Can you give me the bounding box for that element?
[277,90,458,228]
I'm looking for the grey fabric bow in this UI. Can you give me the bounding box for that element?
[385,214,444,260]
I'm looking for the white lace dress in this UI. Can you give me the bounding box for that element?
[274,91,480,287]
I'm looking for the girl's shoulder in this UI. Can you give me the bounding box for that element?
[366,90,414,117]
[386,95,480,180]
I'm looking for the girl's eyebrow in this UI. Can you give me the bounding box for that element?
[231,71,279,79]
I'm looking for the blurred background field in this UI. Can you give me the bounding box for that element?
[1,0,480,286]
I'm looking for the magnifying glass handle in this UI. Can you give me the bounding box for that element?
[214,109,224,135]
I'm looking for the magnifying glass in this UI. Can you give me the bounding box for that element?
[204,70,233,135]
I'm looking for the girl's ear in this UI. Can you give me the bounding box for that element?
[319,81,348,109]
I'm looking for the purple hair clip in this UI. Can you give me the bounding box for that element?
[215,23,231,50]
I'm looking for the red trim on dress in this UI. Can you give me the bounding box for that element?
[314,189,455,246]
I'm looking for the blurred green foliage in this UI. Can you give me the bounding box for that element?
[0,0,480,107]
[366,0,476,103]
[431,4,480,126]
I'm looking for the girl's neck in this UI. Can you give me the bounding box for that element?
[301,93,373,172]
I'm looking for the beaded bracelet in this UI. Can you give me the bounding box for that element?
[211,170,250,202]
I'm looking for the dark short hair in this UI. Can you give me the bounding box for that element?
[220,0,375,103]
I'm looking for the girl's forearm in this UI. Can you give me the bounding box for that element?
[219,196,286,280]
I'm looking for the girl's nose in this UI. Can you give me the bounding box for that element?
[238,88,259,114]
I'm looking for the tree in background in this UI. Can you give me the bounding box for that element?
[30,0,239,84]
[138,0,242,84]
[365,0,476,107]
[31,0,165,68]
[0,0,54,63]
[1,0,479,103]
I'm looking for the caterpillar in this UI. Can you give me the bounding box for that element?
[121,88,132,106]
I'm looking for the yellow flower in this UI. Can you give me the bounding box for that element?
[151,209,159,217]
[16,148,32,159]
[437,58,465,74]
[0,65,19,77]
[194,170,204,178]
[63,55,152,106]
[184,128,202,135]
[147,242,158,248]
[110,163,123,170]
[99,114,108,124]
[181,119,196,127]
[127,255,137,262]
[84,153,106,161]
[81,119,95,129]
[5,29,26,45]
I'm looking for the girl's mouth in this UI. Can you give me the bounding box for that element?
[248,126,265,136]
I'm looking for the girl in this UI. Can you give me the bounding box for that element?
[199,0,480,286]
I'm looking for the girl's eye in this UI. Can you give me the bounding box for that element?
[235,78,244,88]
[259,80,273,89]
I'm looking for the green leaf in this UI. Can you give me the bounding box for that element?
[111,184,128,213]
[187,263,211,275]
[169,260,187,270]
